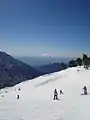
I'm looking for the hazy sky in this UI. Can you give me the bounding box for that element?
[0,0,90,57]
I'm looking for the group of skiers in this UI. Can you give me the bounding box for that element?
[0,86,88,100]
[53,86,88,100]
[53,89,64,100]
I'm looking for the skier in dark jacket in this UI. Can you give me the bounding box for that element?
[83,86,88,95]
[17,95,20,99]
[60,90,64,95]
[53,89,58,100]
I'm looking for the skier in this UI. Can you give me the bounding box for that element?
[60,89,64,95]
[17,95,20,99]
[53,89,58,100]
[83,86,88,95]
[18,87,21,91]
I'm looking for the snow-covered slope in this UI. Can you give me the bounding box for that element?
[0,66,90,120]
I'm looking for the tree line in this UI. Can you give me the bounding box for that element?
[68,54,90,69]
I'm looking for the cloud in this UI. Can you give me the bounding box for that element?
[43,53,52,58]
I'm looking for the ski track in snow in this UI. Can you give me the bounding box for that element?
[0,66,90,120]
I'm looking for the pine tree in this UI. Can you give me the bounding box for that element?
[69,59,77,67]
[82,54,90,69]
[75,57,82,66]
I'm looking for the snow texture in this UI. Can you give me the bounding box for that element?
[0,66,90,120]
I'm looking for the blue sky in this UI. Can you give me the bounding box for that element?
[0,0,90,57]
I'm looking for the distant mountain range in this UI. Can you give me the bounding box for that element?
[0,51,41,89]
[36,63,67,74]
[0,51,74,89]
[16,56,72,67]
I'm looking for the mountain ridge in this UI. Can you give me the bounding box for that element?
[36,62,67,74]
[0,51,41,89]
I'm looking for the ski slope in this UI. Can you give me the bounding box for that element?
[0,66,90,120]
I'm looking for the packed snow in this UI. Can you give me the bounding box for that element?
[0,66,90,120]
